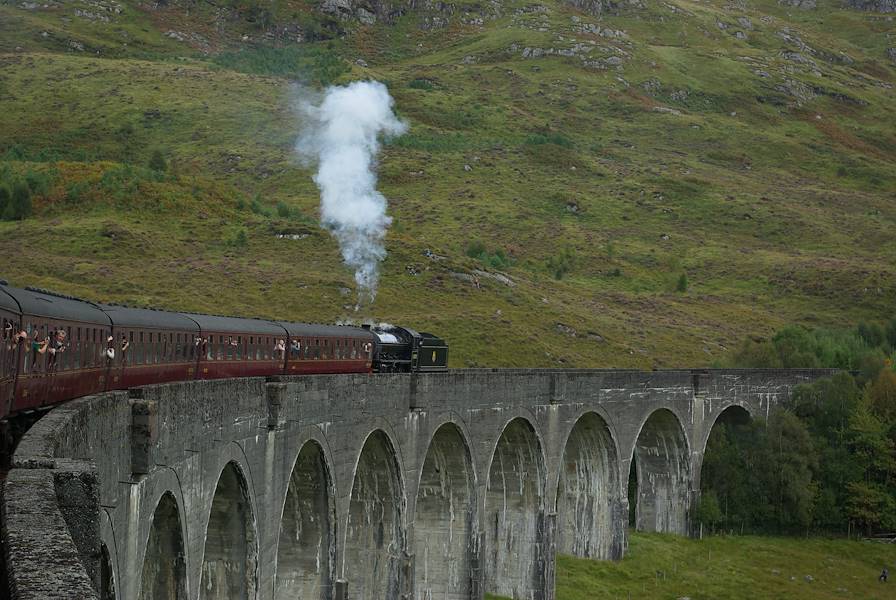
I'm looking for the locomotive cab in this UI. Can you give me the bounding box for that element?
[370,325,448,373]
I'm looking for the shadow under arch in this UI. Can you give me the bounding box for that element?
[99,542,116,600]
[275,439,336,600]
[628,408,690,535]
[345,429,405,599]
[556,411,624,560]
[483,417,546,599]
[138,491,187,599]
[200,461,258,600]
[413,421,476,600]
[700,404,753,455]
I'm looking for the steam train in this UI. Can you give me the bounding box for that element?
[0,280,448,422]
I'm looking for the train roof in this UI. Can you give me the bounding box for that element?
[0,284,111,325]
[0,284,21,314]
[100,304,200,332]
[277,321,376,340]
[183,313,286,336]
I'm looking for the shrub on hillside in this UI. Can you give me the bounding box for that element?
[547,246,576,280]
[0,178,32,221]
[465,240,512,270]
[148,149,167,173]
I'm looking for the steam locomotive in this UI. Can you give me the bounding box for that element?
[0,280,448,422]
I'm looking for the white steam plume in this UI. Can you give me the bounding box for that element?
[295,81,407,307]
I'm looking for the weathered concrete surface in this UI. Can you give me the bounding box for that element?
[3,368,837,600]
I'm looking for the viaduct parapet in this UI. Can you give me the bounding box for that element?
[2,368,836,600]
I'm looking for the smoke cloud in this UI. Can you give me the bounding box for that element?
[295,81,407,307]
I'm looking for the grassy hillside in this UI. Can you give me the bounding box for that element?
[490,532,896,599]
[0,0,894,367]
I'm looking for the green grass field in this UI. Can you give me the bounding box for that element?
[0,0,894,367]
[489,532,896,599]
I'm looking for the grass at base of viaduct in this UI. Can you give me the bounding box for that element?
[488,532,894,600]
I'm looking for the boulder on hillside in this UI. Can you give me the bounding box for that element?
[887,48,896,63]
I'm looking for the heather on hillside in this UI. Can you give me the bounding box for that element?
[0,0,893,368]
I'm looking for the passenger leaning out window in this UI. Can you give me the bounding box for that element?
[120,335,130,364]
[47,329,67,370]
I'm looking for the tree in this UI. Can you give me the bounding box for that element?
[857,321,885,348]
[696,490,723,533]
[763,410,817,531]
[845,397,896,534]
[0,183,10,219]
[676,273,688,292]
[867,369,896,424]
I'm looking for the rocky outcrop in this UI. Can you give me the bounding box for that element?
[844,0,896,11]
[779,0,817,10]
[319,0,409,24]
[564,0,641,15]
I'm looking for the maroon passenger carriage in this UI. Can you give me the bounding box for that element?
[0,281,379,423]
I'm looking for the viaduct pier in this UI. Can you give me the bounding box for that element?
[2,368,835,600]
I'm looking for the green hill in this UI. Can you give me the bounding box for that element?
[491,532,896,600]
[1,0,894,367]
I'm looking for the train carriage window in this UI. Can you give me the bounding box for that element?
[225,337,233,361]
[236,336,242,360]
[1,319,8,377]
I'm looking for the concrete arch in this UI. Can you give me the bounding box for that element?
[199,461,259,600]
[344,429,405,600]
[628,408,691,535]
[556,412,624,560]
[699,403,754,456]
[413,422,476,600]
[483,417,546,600]
[138,491,188,599]
[274,439,336,600]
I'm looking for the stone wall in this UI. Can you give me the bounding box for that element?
[3,368,836,599]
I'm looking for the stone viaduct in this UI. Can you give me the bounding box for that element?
[2,368,836,600]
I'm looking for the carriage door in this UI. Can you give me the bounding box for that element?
[1,313,20,417]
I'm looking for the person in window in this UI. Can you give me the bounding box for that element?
[3,321,11,344]
[275,339,286,360]
[290,339,301,358]
[31,328,49,372]
[120,335,130,365]
[47,329,67,371]
[229,336,239,347]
